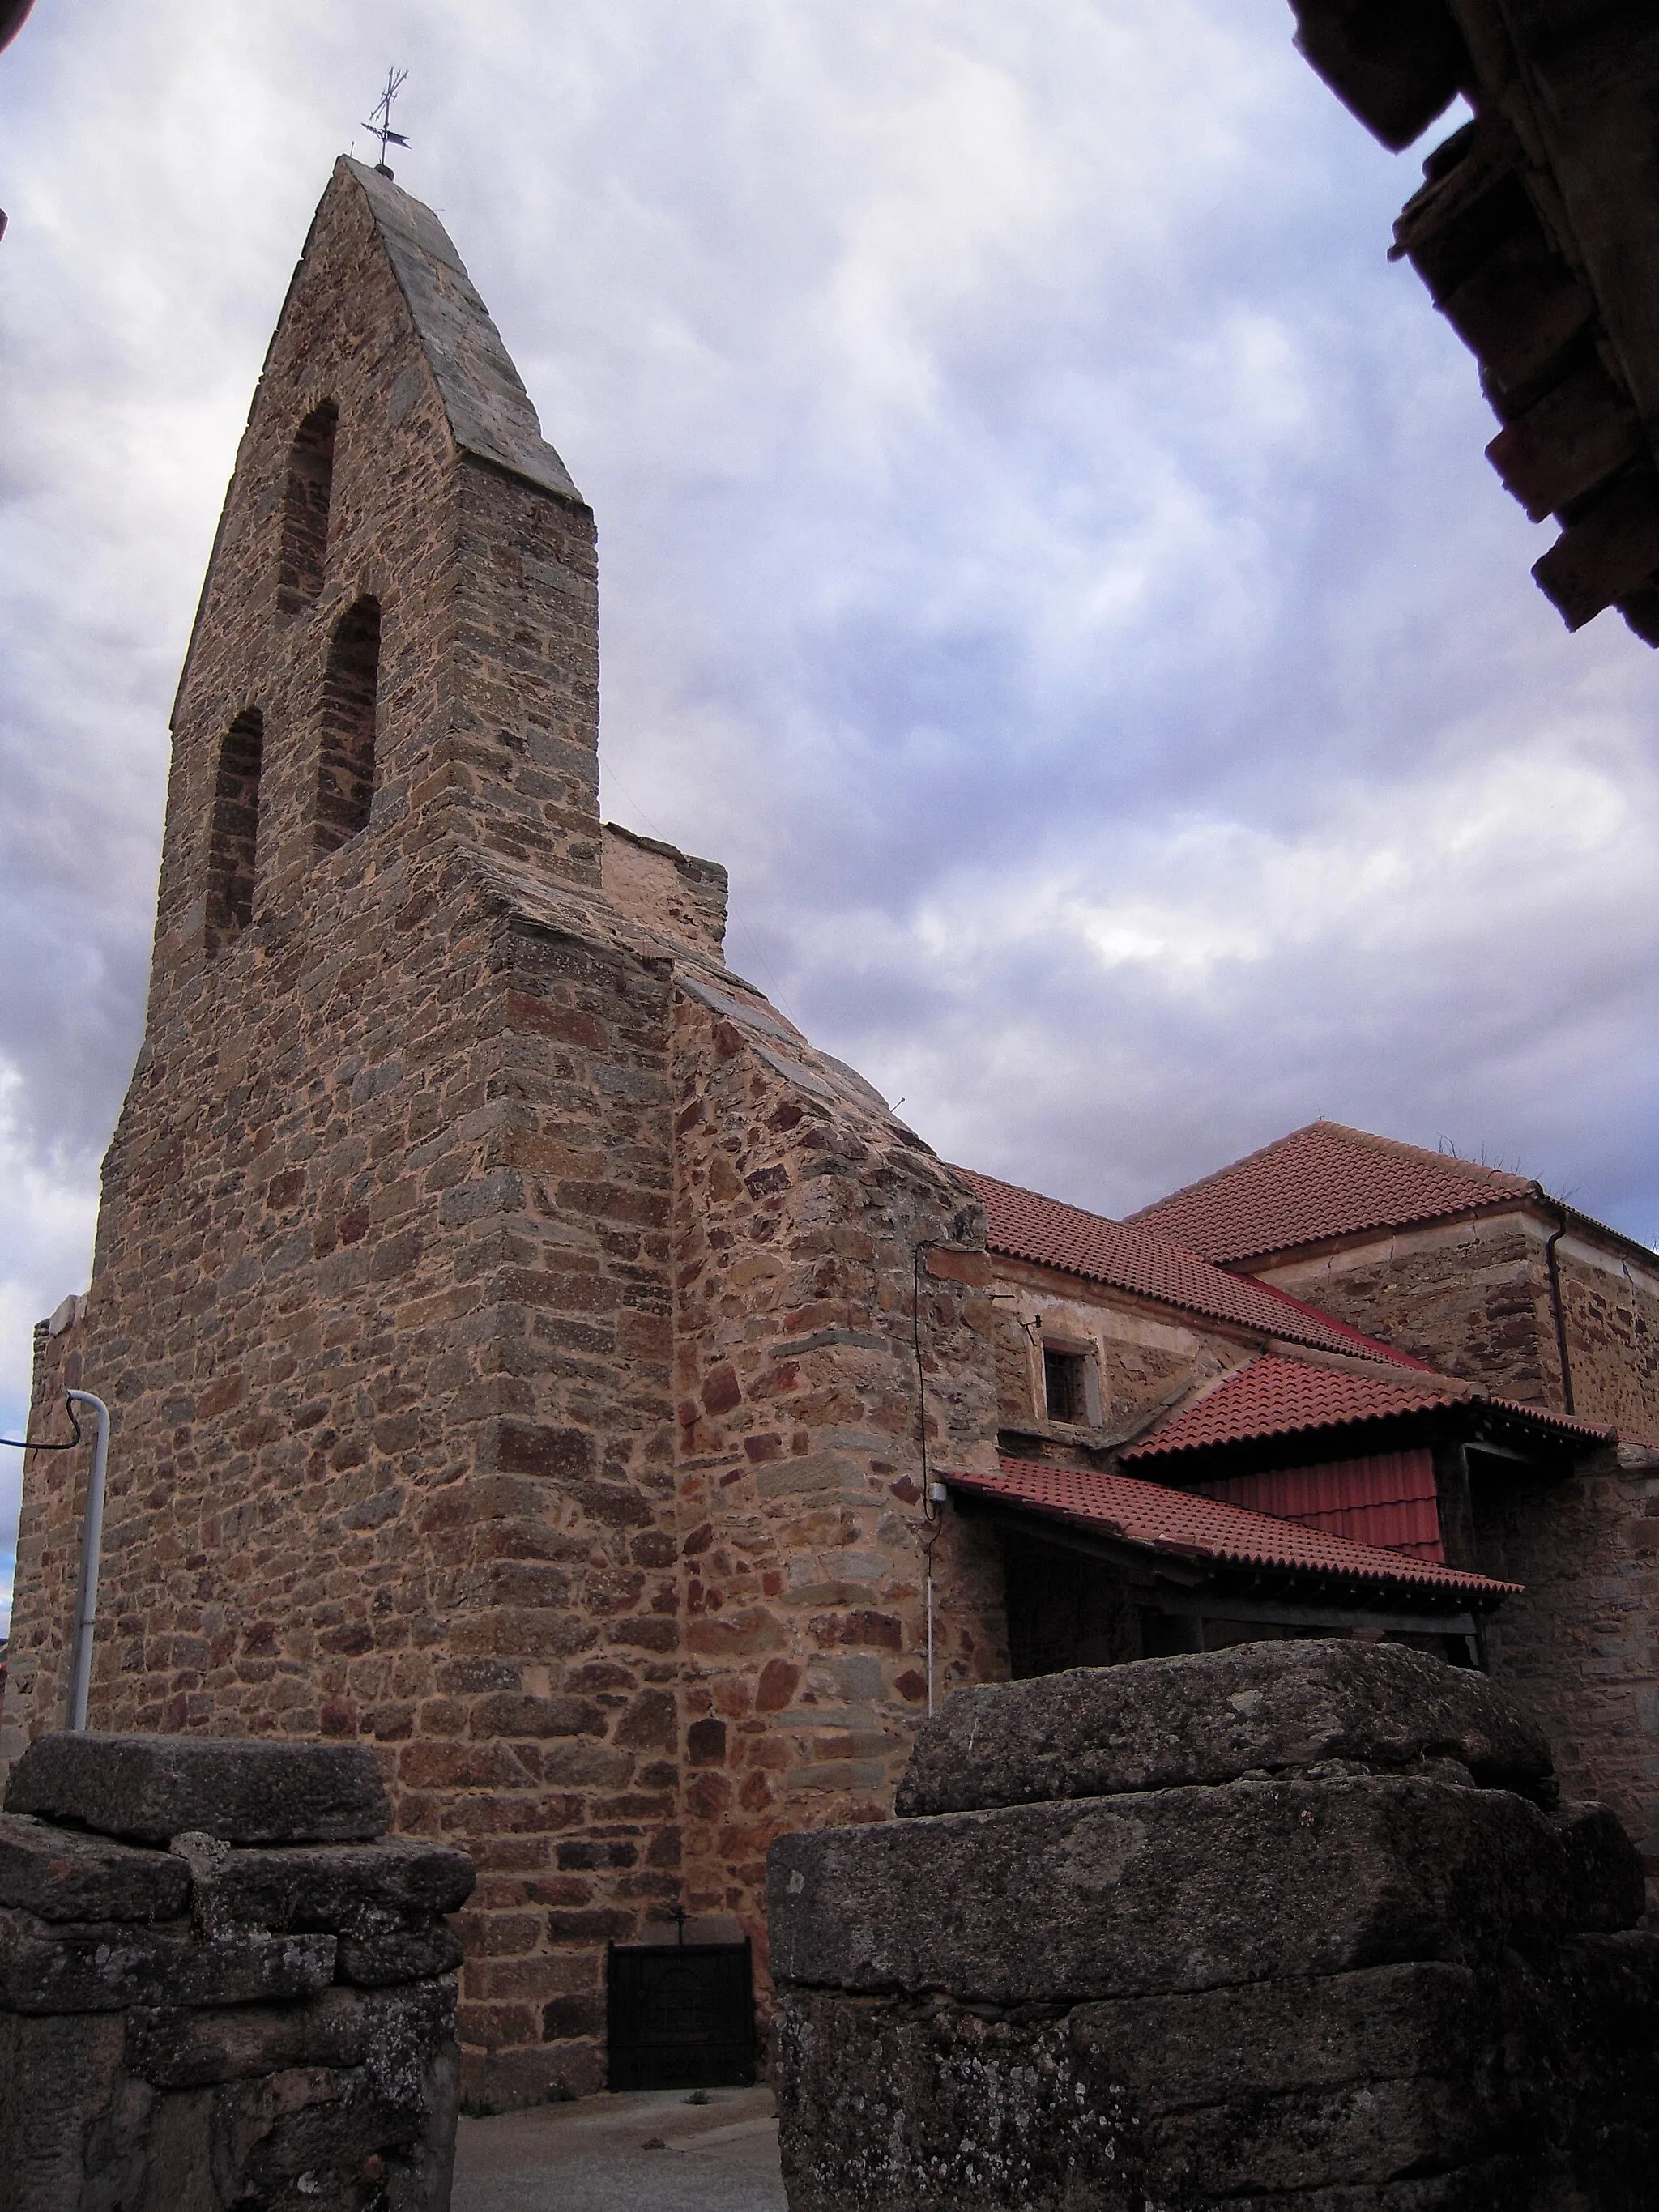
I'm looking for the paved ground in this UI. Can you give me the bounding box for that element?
[452,2086,786,2212]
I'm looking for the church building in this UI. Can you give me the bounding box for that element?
[5,162,1658,2108]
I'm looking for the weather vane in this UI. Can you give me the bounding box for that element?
[363,66,410,179]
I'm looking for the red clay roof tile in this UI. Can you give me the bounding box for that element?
[949,1456,1519,1599]
[954,1166,1426,1367]
[1120,1353,1608,1461]
[1123,1357,1466,1459]
[1126,1120,1535,1264]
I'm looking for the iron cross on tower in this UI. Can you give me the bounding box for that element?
[364,66,410,179]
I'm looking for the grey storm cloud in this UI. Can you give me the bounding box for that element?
[2,0,1657,1620]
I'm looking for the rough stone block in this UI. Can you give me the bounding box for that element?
[1066,1960,1485,2110]
[4,1733,391,1846]
[195,1839,476,1936]
[1555,1929,1659,2177]
[338,1924,467,1988]
[211,2061,429,2197]
[0,1907,335,2015]
[0,1809,189,1924]
[777,1976,1536,2212]
[1149,2075,1490,2196]
[1188,2163,1528,2212]
[776,1990,1146,2212]
[895,1641,1554,1818]
[769,1778,1640,2005]
[125,1985,372,2088]
[126,1976,456,2089]
[0,2010,129,2212]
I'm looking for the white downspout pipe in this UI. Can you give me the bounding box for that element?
[62,1390,109,1732]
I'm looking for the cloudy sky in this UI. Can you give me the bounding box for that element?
[2,2,1657,1625]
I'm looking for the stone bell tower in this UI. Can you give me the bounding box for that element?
[2,159,1008,2108]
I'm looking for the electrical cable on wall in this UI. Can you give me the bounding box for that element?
[911,1242,945,1714]
[0,1396,84,1451]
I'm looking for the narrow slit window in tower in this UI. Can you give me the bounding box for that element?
[278,400,338,610]
[315,596,381,852]
[205,708,264,953]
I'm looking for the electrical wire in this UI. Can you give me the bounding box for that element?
[911,1242,949,1714]
[911,1242,935,1509]
[0,1396,83,1450]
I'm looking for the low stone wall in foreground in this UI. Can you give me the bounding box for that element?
[0,1733,474,2212]
[768,1641,1659,2210]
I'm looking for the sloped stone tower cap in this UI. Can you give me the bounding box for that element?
[332,155,582,504]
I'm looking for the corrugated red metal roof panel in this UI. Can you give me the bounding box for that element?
[951,1456,1518,1597]
[1121,1353,1609,1461]
[1194,1450,1444,1561]
[1126,1120,1535,1264]
[953,1166,1427,1368]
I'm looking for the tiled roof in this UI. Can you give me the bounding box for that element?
[949,1457,1519,1600]
[954,1166,1426,1368]
[1124,1357,1465,1459]
[1126,1120,1535,1264]
[1120,1353,1609,1462]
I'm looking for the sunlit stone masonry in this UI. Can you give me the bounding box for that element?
[0,159,1007,2107]
[10,144,1659,2114]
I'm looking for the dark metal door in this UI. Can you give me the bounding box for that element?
[606,1939,756,2091]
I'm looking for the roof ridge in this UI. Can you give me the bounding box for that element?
[1126,1119,1532,1229]
[1123,1120,1553,1265]
[1311,1120,1533,1195]
[953,1163,1418,1368]
[959,1164,1262,1264]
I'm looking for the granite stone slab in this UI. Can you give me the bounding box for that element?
[194,1837,476,1934]
[0,1906,336,2015]
[5,1732,392,1845]
[895,1640,1555,1818]
[769,1778,1641,2005]
[0,1809,190,1924]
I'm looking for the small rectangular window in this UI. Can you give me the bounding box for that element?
[1044,1348,1089,1424]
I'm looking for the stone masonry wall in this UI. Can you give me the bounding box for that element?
[3,162,683,2114]
[770,1642,1659,2211]
[1252,1213,1557,1406]
[1475,1441,1659,1906]
[0,1732,472,2212]
[602,825,728,962]
[2,863,702,2112]
[2,1315,85,1746]
[1252,1208,1659,1439]
[1255,1213,1659,1882]
[1555,1234,1659,1438]
[437,460,602,888]
[667,975,1008,2016]
[987,1255,1250,1450]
